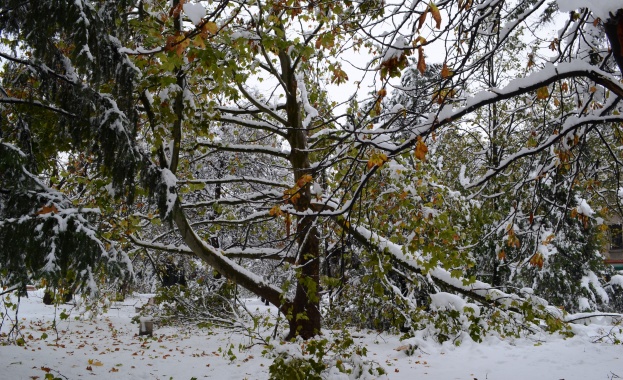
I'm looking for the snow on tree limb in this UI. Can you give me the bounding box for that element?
[341,218,564,320]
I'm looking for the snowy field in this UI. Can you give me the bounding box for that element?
[1,291,622,380]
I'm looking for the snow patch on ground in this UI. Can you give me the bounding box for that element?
[1,293,622,379]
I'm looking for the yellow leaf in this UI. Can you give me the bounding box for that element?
[203,21,218,36]
[192,36,206,49]
[536,86,549,100]
[430,2,441,29]
[367,152,388,170]
[413,36,427,46]
[432,88,456,104]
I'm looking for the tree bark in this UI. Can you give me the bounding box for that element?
[605,9,623,76]
[279,43,321,340]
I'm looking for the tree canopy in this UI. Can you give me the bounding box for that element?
[2,0,623,343]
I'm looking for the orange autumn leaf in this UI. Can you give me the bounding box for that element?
[418,8,428,31]
[536,86,549,100]
[458,0,472,10]
[527,53,535,68]
[543,234,555,245]
[169,1,183,18]
[430,2,441,29]
[331,67,349,85]
[296,174,313,188]
[366,152,388,170]
[285,213,291,238]
[414,136,428,161]
[268,205,284,217]
[417,46,426,74]
[441,63,452,78]
[37,205,59,215]
[529,252,544,269]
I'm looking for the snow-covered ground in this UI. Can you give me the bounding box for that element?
[1,291,622,379]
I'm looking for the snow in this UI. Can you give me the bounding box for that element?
[581,271,610,303]
[118,46,161,55]
[556,0,621,20]
[296,73,319,128]
[576,198,595,217]
[1,292,622,379]
[389,103,404,114]
[183,3,206,26]
[578,297,591,311]
[160,168,177,218]
[429,292,466,311]
[611,275,623,288]
[380,36,409,65]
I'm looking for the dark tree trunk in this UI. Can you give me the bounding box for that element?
[605,9,623,75]
[287,216,321,339]
[43,290,54,305]
[165,17,321,340]
[279,40,321,340]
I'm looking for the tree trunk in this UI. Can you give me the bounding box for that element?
[605,9,623,75]
[288,216,321,339]
[279,43,321,340]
